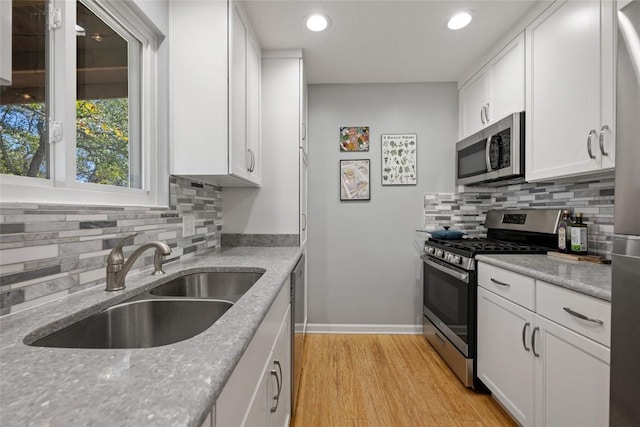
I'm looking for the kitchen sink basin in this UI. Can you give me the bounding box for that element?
[150,271,264,302]
[28,299,232,349]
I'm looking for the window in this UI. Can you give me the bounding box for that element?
[0,0,164,206]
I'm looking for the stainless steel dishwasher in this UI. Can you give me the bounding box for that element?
[290,254,305,417]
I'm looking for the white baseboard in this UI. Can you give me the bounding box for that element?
[306,323,422,335]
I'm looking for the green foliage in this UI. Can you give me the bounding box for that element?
[0,103,47,178]
[76,99,130,187]
[0,98,130,187]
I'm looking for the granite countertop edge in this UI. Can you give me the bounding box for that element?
[0,246,303,427]
[475,254,612,302]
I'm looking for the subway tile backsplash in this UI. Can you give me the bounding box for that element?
[424,175,615,257]
[0,176,223,315]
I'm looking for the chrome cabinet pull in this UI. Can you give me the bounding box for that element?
[490,278,510,287]
[484,103,490,122]
[563,307,604,325]
[434,332,446,346]
[587,129,597,159]
[480,106,486,125]
[247,149,255,172]
[522,322,531,352]
[301,122,306,141]
[531,327,540,357]
[270,360,282,413]
[302,213,307,231]
[599,124,610,156]
[485,135,494,172]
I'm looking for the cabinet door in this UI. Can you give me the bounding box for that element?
[247,33,261,184]
[459,70,489,139]
[526,0,602,181]
[270,308,291,427]
[299,59,308,156]
[244,359,270,427]
[534,314,610,427]
[230,2,248,179]
[299,152,308,247]
[0,0,11,86]
[477,287,535,427]
[489,32,525,123]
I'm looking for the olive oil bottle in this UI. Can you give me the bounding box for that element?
[570,212,588,255]
[557,210,572,253]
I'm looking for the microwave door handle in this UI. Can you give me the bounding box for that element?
[485,134,493,172]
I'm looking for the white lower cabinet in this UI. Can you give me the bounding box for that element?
[534,315,610,427]
[478,287,535,426]
[215,280,291,427]
[477,262,610,427]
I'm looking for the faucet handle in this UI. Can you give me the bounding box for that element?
[107,233,138,266]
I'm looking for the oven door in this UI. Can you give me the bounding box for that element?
[422,255,473,357]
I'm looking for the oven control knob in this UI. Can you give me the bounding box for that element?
[427,247,435,255]
[453,255,462,265]
[445,253,452,262]
[435,250,444,258]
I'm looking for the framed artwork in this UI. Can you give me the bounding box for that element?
[340,159,370,201]
[340,126,370,152]
[381,133,417,185]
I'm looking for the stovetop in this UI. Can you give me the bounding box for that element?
[426,238,548,256]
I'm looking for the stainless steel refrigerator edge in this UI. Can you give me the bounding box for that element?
[610,1,640,425]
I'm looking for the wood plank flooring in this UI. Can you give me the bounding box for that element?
[292,334,516,427]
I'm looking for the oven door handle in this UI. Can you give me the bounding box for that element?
[423,258,469,283]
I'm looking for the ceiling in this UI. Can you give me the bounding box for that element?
[242,0,542,84]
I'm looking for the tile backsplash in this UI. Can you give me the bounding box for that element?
[0,176,223,315]
[424,175,615,257]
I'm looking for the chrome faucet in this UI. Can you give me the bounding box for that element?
[105,233,171,291]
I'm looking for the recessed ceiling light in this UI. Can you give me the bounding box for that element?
[306,14,330,32]
[448,12,473,30]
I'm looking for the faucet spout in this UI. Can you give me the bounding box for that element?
[105,233,172,291]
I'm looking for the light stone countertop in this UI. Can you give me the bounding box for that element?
[475,254,612,302]
[0,246,302,427]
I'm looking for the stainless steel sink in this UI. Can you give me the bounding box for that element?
[150,271,264,302]
[28,299,232,349]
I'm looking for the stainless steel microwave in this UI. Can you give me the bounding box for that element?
[455,112,525,186]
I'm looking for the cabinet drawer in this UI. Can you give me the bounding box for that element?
[478,262,535,310]
[536,280,611,347]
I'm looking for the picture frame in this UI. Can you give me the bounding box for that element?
[339,159,370,201]
[340,126,370,152]
[381,133,417,185]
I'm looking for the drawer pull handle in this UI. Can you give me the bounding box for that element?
[522,322,530,352]
[490,278,511,287]
[563,307,604,325]
[531,327,540,357]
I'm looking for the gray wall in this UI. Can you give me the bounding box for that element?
[307,83,458,329]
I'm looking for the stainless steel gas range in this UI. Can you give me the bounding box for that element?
[421,209,561,389]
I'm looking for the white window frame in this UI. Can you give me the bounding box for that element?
[0,0,166,207]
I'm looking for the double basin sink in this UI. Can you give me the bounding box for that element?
[25,270,265,350]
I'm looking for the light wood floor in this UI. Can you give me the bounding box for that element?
[292,334,517,427]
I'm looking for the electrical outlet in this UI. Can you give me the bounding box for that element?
[183,214,195,237]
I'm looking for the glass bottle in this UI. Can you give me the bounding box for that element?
[557,210,573,253]
[570,212,588,255]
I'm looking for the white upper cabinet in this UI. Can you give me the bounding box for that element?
[170,0,261,186]
[459,32,525,139]
[526,0,615,181]
[0,0,11,86]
